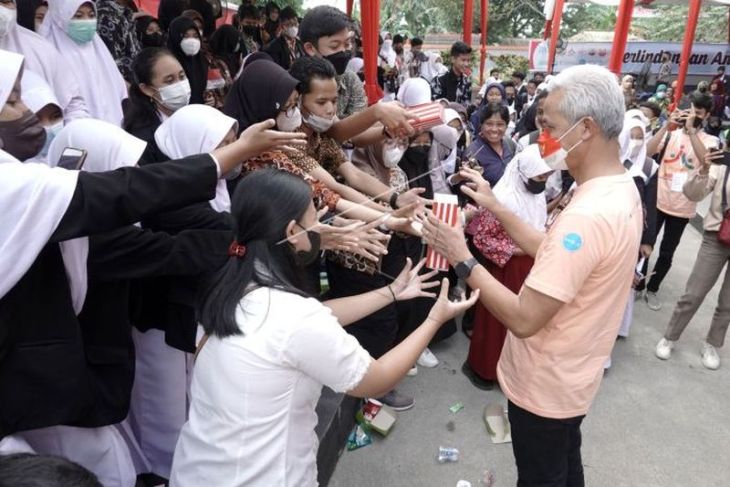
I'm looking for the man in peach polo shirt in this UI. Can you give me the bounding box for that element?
[423,64,643,486]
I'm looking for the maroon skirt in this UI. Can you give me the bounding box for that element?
[467,255,534,380]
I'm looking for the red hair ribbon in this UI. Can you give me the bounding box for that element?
[228,241,247,258]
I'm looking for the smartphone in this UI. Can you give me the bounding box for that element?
[57,147,87,170]
[708,147,730,167]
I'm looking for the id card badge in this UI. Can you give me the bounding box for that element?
[671,172,688,192]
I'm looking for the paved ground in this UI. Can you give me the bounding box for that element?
[329,223,730,487]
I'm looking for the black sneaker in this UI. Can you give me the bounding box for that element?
[377,389,415,411]
[461,361,494,391]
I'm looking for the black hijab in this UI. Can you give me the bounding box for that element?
[167,16,208,104]
[222,60,298,134]
[209,25,242,76]
[16,0,46,31]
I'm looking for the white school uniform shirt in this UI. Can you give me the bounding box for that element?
[170,287,372,487]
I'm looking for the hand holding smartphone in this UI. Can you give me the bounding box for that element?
[57,147,87,170]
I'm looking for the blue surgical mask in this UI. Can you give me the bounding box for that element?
[40,121,64,157]
[67,19,97,44]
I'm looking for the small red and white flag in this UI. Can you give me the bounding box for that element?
[426,194,460,271]
[408,102,445,132]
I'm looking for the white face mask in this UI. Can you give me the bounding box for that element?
[303,108,335,133]
[538,118,585,171]
[382,141,406,168]
[0,5,17,38]
[156,79,191,111]
[431,124,461,150]
[276,107,302,132]
[629,139,643,155]
[284,26,298,39]
[180,37,201,56]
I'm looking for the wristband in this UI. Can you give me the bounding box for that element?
[389,192,399,210]
[387,285,397,302]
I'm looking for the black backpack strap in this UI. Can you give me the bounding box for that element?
[643,158,654,179]
[722,166,730,211]
[656,130,672,164]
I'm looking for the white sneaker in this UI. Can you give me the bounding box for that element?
[645,291,662,311]
[417,347,439,368]
[701,342,720,370]
[407,365,418,376]
[655,338,674,360]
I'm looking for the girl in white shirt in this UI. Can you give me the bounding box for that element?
[170,169,477,486]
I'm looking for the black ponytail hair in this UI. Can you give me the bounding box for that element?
[123,47,175,132]
[197,169,314,338]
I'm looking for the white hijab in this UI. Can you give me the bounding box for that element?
[38,0,126,125]
[155,104,237,213]
[428,108,463,194]
[0,48,23,107]
[0,4,88,121]
[420,52,443,82]
[493,144,552,231]
[396,77,431,107]
[0,48,77,302]
[619,118,656,184]
[379,39,396,67]
[46,119,147,313]
[346,57,364,75]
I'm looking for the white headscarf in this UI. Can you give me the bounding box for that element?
[155,104,237,212]
[21,69,64,163]
[46,119,147,313]
[0,48,23,107]
[0,5,88,121]
[39,0,126,125]
[20,69,61,114]
[619,117,656,184]
[396,77,431,107]
[346,57,364,75]
[428,108,463,194]
[0,50,79,299]
[379,39,396,67]
[420,52,443,82]
[492,144,552,231]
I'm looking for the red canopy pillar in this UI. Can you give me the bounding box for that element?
[463,0,473,46]
[608,0,635,74]
[346,0,354,18]
[546,0,564,74]
[362,0,383,104]
[675,0,703,105]
[479,0,488,85]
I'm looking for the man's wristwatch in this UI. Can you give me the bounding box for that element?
[454,257,478,280]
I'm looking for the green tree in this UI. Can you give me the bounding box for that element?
[632,5,727,43]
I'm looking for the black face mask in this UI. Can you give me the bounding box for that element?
[323,50,352,76]
[405,145,430,161]
[291,225,321,267]
[0,110,46,162]
[524,178,546,195]
[141,32,164,48]
[394,46,403,55]
[506,96,515,104]
[242,25,258,37]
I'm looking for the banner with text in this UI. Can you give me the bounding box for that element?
[528,40,730,76]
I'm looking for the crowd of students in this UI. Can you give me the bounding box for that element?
[0,0,728,485]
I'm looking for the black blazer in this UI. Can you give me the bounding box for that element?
[0,155,218,437]
[263,36,305,71]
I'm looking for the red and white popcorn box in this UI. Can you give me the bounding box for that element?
[426,194,460,271]
[407,102,445,132]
